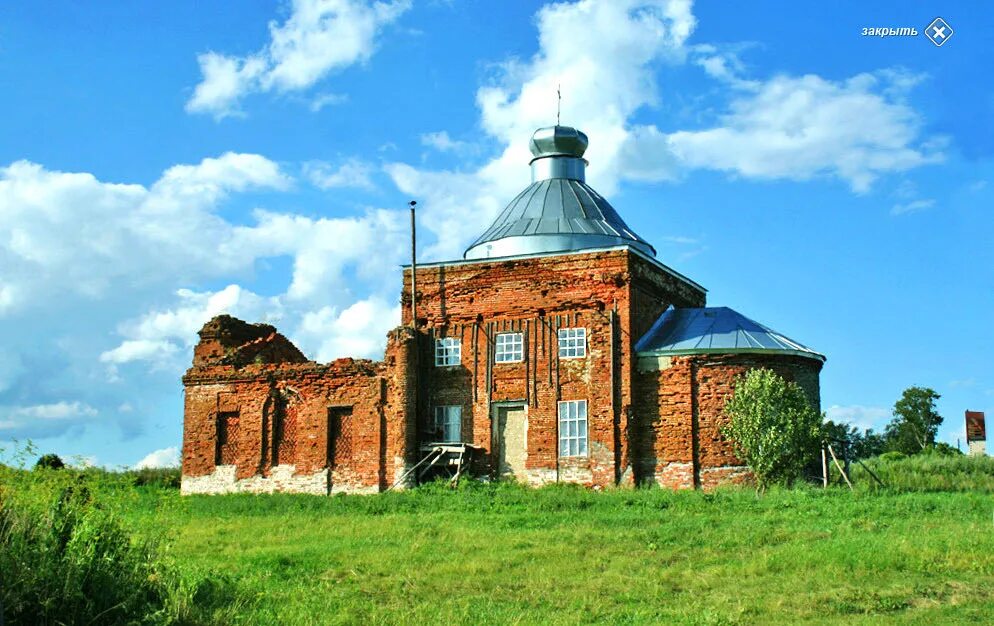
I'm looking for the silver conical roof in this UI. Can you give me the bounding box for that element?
[463,126,656,260]
[635,307,825,362]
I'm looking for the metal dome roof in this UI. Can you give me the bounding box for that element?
[463,126,656,260]
[635,307,825,362]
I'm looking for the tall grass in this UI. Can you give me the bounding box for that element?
[848,450,994,492]
[0,463,243,625]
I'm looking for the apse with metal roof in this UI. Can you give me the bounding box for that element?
[635,307,825,362]
[463,125,657,260]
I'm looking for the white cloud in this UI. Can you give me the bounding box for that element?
[100,284,282,369]
[387,0,941,266]
[294,296,400,361]
[825,404,891,432]
[891,198,935,216]
[691,43,759,90]
[304,158,375,189]
[666,71,943,192]
[386,1,698,261]
[420,131,469,153]
[135,446,180,469]
[0,153,290,316]
[0,401,98,438]
[186,0,412,118]
[309,91,349,111]
[1,150,409,442]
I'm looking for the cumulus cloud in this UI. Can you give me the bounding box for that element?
[1,148,411,441]
[386,0,697,260]
[666,71,943,192]
[100,285,283,369]
[420,131,469,153]
[825,404,891,432]
[293,296,400,361]
[388,1,943,260]
[135,446,180,469]
[186,0,411,118]
[304,158,375,189]
[0,153,290,315]
[0,401,98,438]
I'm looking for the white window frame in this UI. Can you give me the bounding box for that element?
[434,337,461,367]
[494,332,524,363]
[558,400,588,457]
[432,405,462,443]
[558,327,587,359]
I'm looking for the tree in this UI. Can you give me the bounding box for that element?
[821,421,887,461]
[722,368,823,491]
[35,453,65,470]
[884,386,943,454]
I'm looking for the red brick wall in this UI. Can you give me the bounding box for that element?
[634,353,823,489]
[182,248,829,494]
[405,249,706,487]
[182,324,418,493]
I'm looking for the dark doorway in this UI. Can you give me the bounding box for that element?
[328,406,354,470]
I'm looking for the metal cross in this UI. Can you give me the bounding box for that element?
[557,84,561,126]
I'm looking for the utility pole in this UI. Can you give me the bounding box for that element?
[409,200,417,329]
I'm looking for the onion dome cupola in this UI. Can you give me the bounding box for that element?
[463,125,656,260]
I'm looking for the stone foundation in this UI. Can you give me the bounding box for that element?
[525,465,595,487]
[181,465,330,495]
[700,465,752,489]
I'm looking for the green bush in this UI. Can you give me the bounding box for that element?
[878,451,907,463]
[0,465,243,625]
[130,467,182,489]
[721,368,822,491]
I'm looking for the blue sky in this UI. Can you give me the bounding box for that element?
[1,1,991,468]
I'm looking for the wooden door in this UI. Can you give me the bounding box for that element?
[494,405,527,481]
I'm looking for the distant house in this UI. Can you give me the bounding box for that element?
[966,410,986,456]
[180,125,825,495]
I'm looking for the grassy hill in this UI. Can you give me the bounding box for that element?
[3,454,994,624]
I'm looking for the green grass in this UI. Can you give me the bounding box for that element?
[6,453,994,624]
[109,480,994,625]
[849,451,994,493]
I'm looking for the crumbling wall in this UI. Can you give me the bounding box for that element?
[181,316,416,495]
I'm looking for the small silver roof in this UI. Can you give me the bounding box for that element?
[464,125,656,260]
[635,306,825,362]
[529,125,588,159]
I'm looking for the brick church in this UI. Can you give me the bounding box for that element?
[180,125,825,495]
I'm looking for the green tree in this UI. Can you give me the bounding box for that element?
[884,386,943,454]
[35,453,65,470]
[854,429,887,459]
[821,421,887,461]
[722,368,823,491]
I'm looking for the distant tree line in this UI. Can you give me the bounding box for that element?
[722,372,955,491]
[823,386,954,461]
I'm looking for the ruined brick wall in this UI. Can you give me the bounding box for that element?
[192,315,308,367]
[382,327,418,486]
[402,248,706,488]
[634,353,823,490]
[181,314,419,495]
